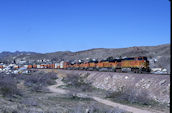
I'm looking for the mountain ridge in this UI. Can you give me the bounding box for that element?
[0,43,170,55]
[0,43,170,73]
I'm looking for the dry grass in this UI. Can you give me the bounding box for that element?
[105,85,159,106]
[0,74,22,97]
[62,73,93,92]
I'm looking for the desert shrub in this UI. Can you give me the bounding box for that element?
[0,75,21,97]
[20,98,38,106]
[71,102,129,113]
[106,86,156,106]
[63,74,80,86]
[63,92,91,101]
[48,72,58,79]
[63,74,92,92]
[23,72,58,92]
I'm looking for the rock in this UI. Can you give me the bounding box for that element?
[159,80,166,85]
[85,108,89,113]
[145,84,150,89]
[135,83,139,87]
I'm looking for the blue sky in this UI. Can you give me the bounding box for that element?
[0,0,170,53]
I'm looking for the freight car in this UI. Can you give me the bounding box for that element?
[0,65,3,69]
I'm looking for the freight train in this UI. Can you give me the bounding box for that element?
[0,56,150,73]
[32,56,150,73]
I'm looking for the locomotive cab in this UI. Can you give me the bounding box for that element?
[137,56,150,72]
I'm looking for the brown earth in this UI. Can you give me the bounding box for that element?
[39,69,170,106]
[47,73,166,113]
[57,70,170,104]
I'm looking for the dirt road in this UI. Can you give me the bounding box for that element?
[48,79,164,113]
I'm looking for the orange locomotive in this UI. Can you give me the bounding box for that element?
[63,56,150,73]
[96,59,116,71]
[120,56,150,73]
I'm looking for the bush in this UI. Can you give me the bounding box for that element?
[0,75,21,97]
[72,102,129,113]
[23,72,58,92]
[63,74,92,92]
[106,86,156,106]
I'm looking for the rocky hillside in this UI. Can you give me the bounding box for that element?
[52,70,170,105]
[0,44,170,73]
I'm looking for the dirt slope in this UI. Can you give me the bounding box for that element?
[48,78,164,113]
[41,69,170,105]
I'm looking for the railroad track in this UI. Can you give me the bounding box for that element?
[29,68,170,76]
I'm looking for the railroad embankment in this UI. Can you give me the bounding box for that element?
[39,69,170,105]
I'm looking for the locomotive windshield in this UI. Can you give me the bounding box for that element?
[138,57,148,61]
[143,57,147,61]
[124,58,134,60]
